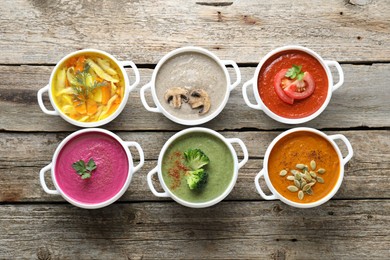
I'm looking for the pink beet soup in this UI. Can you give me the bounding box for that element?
[55,132,129,204]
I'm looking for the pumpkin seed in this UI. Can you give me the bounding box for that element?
[294,180,301,188]
[306,188,313,195]
[291,169,299,175]
[317,168,326,174]
[317,177,325,183]
[310,171,317,178]
[301,180,307,189]
[287,176,295,181]
[296,164,306,170]
[310,160,316,170]
[295,173,301,181]
[308,182,315,187]
[280,170,287,176]
[298,190,304,200]
[304,172,312,181]
[302,184,311,192]
[288,186,299,192]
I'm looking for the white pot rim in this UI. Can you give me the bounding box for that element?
[47,49,132,127]
[150,46,233,126]
[262,127,345,208]
[250,45,335,124]
[50,128,134,209]
[156,127,239,208]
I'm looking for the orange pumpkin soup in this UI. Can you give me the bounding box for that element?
[268,131,340,203]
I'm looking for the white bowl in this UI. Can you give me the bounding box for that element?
[140,46,241,125]
[242,45,344,124]
[37,49,140,127]
[147,127,248,208]
[39,128,144,209]
[254,127,353,208]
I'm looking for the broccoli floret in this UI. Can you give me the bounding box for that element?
[186,168,208,190]
[184,148,210,170]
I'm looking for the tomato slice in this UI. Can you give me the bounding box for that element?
[273,69,294,105]
[283,72,315,100]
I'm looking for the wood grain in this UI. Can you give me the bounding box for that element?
[1,130,388,202]
[0,200,389,259]
[0,0,389,64]
[1,64,389,132]
[1,1,389,259]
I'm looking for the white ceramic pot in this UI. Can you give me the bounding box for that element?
[254,127,353,208]
[140,46,241,125]
[147,127,248,208]
[39,128,144,209]
[242,45,344,124]
[37,49,140,127]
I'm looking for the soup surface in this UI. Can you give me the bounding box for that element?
[268,131,340,203]
[52,52,125,123]
[258,50,328,118]
[162,132,234,203]
[155,52,227,120]
[55,132,129,204]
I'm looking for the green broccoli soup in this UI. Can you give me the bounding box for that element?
[162,132,234,203]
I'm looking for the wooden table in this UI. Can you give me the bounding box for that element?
[1,0,389,259]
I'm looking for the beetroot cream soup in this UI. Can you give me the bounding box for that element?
[55,132,129,204]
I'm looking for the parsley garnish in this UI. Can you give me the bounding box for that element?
[72,158,97,179]
[285,65,305,81]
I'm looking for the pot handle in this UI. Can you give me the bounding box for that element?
[324,60,344,92]
[140,82,161,113]
[147,166,170,197]
[124,141,145,173]
[242,79,262,110]
[226,138,249,169]
[37,84,59,116]
[39,163,60,195]
[222,60,242,91]
[120,61,140,93]
[254,169,277,200]
[328,134,354,166]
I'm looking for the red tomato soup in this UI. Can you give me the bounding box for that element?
[258,50,328,118]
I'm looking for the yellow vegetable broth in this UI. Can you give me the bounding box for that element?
[51,52,125,122]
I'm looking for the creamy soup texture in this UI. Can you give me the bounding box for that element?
[162,132,234,203]
[55,132,129,204]
[155,52,227,120]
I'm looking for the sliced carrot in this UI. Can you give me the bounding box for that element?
[75,56,86,72]
[74,101,87,115]
[101,86,111,105]
[86,99,98,115]
[107,103,119,116]
[66,57,77,67]
[114,96,121,105]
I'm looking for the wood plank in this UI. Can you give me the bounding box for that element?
[1,130,389,202]
[1,64,389,131]
[0,200,389,259]
[0,0,389,64]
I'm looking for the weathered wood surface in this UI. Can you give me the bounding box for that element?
[1,64,389,132]
[0,201,389,259]
[0,0,389,64]
[1,0,390,259]
[1,130,389,202]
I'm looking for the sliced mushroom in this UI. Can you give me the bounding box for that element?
[188,89,211,115]
[164,87,189,108]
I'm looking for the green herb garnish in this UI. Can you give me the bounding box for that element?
[71,64,107,103]
[72,158,97,179]
[285,65,305,81]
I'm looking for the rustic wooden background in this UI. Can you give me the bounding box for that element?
[0,0,389,259]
